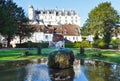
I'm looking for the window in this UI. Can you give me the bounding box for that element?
[65,16,67,19]
[76,16,77,19]
[71,20,73,23]
[65,20,67,23]
[56,12,59,16]
[76,37,78,40]
[59,16,61,19]
[49,11,52,14]
[45,35,48,39]
[71,16,73,19]
[76,20,77,22]
[73,37,75,40]
[43,11,45,14]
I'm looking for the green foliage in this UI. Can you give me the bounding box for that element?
[74,40,92,48]
[82,36,86,40]
[81,26,90,36]
[0,0,16,47]
[0,0,34,47]
[110,38,120,49]
[93,39,108,49]
[80,40,92,48]
[94,37,120,49]
[65,43,74,48]
[15,7,36,44]
[97,40,108,49]
[74,42,81,48]
[67,41,93,48]
[16,42,49,48]
[93,39,101,48]
[83,2,120,45]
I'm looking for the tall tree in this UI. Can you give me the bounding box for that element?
[0,0,17,47]
[15,7,36,44]
[0,0,35,46]
[83,2,120,46]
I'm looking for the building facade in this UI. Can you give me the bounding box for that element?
[28,5,80,26]
[27,5,82,44]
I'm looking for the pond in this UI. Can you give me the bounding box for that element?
[0,58,120,81]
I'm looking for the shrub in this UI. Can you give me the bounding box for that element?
[93,39,102,48]
[97,41,108,49]
[93,39,109,49]
[81,40,92,48]
[73,40,92,48]
[110,38,120,49]
[74,42,81,48]
[82,36,86,40]
[40,42,49,48]
[65,43,74,48]
[16,43,28,48]
[16,42,49,48]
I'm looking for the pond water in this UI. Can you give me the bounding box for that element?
[0,58,120,81]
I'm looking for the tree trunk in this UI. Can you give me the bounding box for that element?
[19,36,22,44]
[7,36,11,48]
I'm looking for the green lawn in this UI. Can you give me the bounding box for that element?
[0,48,56,63]
[0,48,120,63]
[75,48,120,64]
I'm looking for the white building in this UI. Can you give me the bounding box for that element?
[27,5,82,44]
[28,5,80,26]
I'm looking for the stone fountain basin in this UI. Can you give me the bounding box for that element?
[48,48,75,69]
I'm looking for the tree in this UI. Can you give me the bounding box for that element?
[15,7,36,44]
[0,0,17,47]
[81,26,90,36]
[0,0,35,47]
[111,25,120,37]
[83,2,120,47]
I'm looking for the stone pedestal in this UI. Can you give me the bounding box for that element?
[48,48,75,69]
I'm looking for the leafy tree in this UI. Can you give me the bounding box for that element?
[83,2,120,47]
[111,25,120,37]
[0,0,17,47]
[0,0,35,47]
[15,7,36,44]
[81,26,90,36]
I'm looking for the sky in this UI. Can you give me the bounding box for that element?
[13,0,120,26]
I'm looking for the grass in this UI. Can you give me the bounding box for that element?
[0,48,120,64]
[75,48,120,64]
[0,48,42,62]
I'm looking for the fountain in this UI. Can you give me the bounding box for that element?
[35,19,75,69]
[47,22,75,69]
[48,47,75,69]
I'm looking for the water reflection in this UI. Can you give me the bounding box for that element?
[73,59,88,81]
[49,68,74,81]
[0,67,26,81]
[81,59,120,81]
[25,63,50,81]
[0,59,120,81]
